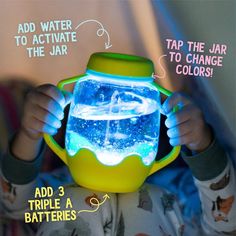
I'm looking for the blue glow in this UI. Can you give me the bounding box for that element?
[86,69,154,82]
[65,73,161,166]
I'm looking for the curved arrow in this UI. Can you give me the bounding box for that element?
[75,19,112,49]
[153,54,167,79]
[77,194,110,215]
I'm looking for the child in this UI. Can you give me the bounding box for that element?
[1,84,235,235]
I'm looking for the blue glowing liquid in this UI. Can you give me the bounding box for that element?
[65,77,160,166]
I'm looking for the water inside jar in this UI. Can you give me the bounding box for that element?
[65,78,160,166]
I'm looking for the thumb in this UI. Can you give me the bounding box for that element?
[63,91,73,107]
[161,92,191,115]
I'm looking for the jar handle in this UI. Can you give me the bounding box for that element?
[148,82,181,176]
[43,74,87,165]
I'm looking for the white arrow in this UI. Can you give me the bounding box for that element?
[77,194,110,215]
[75,19,112,49]
[153,54,167,79]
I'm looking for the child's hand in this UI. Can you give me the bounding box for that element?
[161,92,213,153]
[21,84,72,140]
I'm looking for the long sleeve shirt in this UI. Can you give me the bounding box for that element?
[0,139,236,236]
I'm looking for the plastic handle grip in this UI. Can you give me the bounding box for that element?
[148,82,181,175]
[43,74,87,165]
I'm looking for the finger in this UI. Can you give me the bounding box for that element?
[29,104,62,129]
[62,91,73,106]
[27,91,64,120]
[165,104,194,128]
[167,120,193,139]
[24,117,58,135]
[37,84,66,108]
[169,132,195,146]
[162,92,192,115]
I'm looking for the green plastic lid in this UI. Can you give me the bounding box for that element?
[87,52,154,77]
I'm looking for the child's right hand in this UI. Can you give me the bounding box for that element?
[21,84,72,140]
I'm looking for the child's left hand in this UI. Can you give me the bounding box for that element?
[161,92,213,153]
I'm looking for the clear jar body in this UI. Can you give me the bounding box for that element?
[65,72,160,166]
